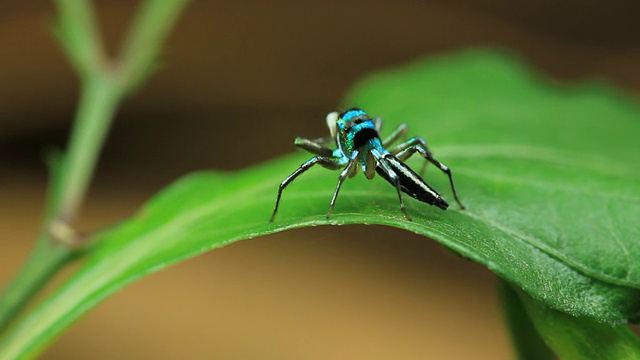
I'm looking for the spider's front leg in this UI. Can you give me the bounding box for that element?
[392,137,465,209]
[326,150,360,220]
[270,155,342,222]
[381,123,408,148]
[294,137,334,157]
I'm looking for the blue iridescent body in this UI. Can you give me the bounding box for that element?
[269,108,464,221]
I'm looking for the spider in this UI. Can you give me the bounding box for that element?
[269,108,464,222]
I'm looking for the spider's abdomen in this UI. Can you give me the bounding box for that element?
[376,155,449,210]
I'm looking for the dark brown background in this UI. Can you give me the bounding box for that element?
[1,1,639,358]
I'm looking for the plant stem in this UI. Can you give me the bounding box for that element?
[0,78,118,332]
[118,0,190,94]
[58,76,121,223]
[0,0,189,336]
[54,0,104,75]
[0,240,69,334]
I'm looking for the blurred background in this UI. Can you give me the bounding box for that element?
[1,0,639,358]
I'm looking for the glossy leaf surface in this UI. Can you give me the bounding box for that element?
[2,50,639,358]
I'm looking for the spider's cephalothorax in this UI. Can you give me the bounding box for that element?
[269,108,464,221]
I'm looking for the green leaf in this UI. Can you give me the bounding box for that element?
[499,280,554,360]
[519,287,640,359]
[344,49,640,319]
[1,49,639,358]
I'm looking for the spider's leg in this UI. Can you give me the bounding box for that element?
[326,150,360,219]
[376,157,413,221]
[391,136,428,175]
[394,137,465,209]
[295,137,334,157]
[373,117,383,132]
[391,136,430,175]
[270,156,342,222]
[382,123,408,148]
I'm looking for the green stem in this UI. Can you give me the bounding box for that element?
[0,240,70,334]
[0,75,120,335]
[54,0,105,78]
[118,0,190,94]
[57,76,121,223]
[0,0,189,339]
